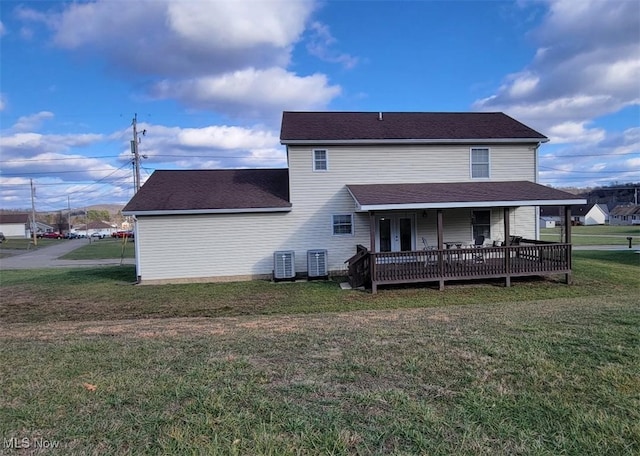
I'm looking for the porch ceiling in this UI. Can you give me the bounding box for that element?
[346,181,587,211]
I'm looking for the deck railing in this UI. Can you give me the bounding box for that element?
[347,240,571,292]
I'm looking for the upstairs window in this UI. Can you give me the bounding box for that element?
[471,148,490,178]
[313,149,328,171]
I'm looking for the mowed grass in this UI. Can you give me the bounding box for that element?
[1,251,638,324]
[541,225,640,245]
[0,252,638,454]
[59,237,135,260]
[0,237,58,250]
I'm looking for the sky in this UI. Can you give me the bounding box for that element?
[0,0,639,212]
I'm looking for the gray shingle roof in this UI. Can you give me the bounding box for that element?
[122,169,290,214]
[610,205,640,216]
[281,111,548,143]
[347,181,585,209]
[0,213,30,224]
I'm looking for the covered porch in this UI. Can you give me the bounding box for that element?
[345,181,587,293]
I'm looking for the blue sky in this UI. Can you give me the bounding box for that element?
[1,0,638,212]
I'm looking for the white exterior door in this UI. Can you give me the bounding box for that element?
[376,214,416,252]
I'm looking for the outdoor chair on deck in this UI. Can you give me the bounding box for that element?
[422,237,438,265]
[472,235,485,263]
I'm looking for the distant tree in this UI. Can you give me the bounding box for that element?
[87,209,110,222]
[55,211,66,233]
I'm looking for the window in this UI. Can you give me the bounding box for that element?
[471,148,490,178]
[313,149,328,171]
[332,214,353,235]
[472,210,491,240]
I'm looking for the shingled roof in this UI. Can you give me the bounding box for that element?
[281,112,548,144]
[122,169,291,215]
[347,181,585,211]
[0,213,30,224]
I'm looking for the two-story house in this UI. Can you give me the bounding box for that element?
[122,111,585,291]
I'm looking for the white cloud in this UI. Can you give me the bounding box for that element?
[546,121,605,145]
[175,125,278,150]
[474,0,640,135]
[506,72,539,98]
[306,21,359,69]
[14,0,341,122]
[0,131,105,158]
[151,67,341,121]
[12,111,54,132]
[45,0,315,78]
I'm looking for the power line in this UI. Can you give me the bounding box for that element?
[539,165,637,174]
[0,155,121,163]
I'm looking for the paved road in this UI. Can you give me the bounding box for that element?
[0,239,135,270]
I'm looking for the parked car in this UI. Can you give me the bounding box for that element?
[91,232,106,239]
[64,232,79,239]
[112,230,134,239]
[38,232,63,239]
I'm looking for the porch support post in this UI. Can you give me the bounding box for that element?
[436,209,444,249]
[369,211,377,293]
[504,207,511,287]
[369,211,375,252]
[437,209,444,290]
[564,205,572,284]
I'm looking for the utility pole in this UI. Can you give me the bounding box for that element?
[131,114,142,194]
[67,196,72,235]
[30,179,37,246]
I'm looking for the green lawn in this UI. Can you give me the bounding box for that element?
[59,237,135,260]
[0,237,58,250]
[541,225,640,246]
[1,252,638,454]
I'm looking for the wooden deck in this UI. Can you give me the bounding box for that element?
[347,241,572,292]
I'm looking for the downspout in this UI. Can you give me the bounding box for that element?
[132,216,142,283]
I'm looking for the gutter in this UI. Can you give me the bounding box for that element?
[281,138,550,146]
[122,206,292,216]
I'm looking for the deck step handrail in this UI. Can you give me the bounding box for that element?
[346,244,370,288]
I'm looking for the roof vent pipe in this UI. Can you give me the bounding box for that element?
[378,112,383,121]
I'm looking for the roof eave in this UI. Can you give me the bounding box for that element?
[352,199,587,212]
[122,206,292,216]
[281,138,549,146]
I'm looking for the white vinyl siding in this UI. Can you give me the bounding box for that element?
[313,149,328,171]
[134,142,539,283]
[471,147,490,178]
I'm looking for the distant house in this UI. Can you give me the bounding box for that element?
[123,111,586,292]
[0,213,30,237]
[540,203,608,226]
[539,217,556,228]
[74,221,116,236]
[610,205,640,226]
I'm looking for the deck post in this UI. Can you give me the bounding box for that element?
[437,210,445,290]
[369,211,376,252]
[504,207,511,287]
[436,209,444,249]
[564,205,572,284]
